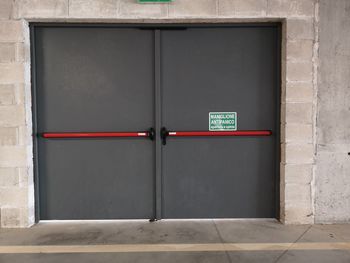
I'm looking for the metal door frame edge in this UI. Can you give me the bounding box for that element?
[30,23,281,222]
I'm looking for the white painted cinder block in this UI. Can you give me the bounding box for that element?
[287,61,313,82]
[267,0,315,17]
[15,0,68,18]
[0,21,24,42]
[0,84,17,105]
[0,146,27,167]
[287,18,314,40]
[0,0,13,20]
[284,124,313,143]
[0,43,16,63]
[0,167,19,187]
[168,0,217,17]
[0,64,25,84]
[0,127,17,145]
[0,105,25,127]
[285,103,313,124]
[0,207,21,227]
[0,187,28,207]
[119,0,167,18]
[285,183,312,206]
[219,0,267,17]
[281,143,314,164]
[281,164,313,184]
[287,40,314,61]
[284,204,313,224]
[285,82,313,103]
[69,0,116,18]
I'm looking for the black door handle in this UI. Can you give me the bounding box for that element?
[148,128,155,141]
[161,127,168,145]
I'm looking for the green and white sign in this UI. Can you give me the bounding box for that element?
[209,112,237,131]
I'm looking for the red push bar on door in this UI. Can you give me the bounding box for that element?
[42,132,147,138]
[42,128,155,140]
[167,130,272,137]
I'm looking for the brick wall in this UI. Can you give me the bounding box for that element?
[0,0,318,227]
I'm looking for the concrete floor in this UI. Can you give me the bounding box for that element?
[0,220,349,262]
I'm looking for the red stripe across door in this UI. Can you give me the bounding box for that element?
[42,132,150,138]
[167,130,272,137]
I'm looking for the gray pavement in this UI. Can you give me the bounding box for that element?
[0,220,349,262]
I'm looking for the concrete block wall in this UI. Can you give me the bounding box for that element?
[0,0,320,227]
[0,0,33,227]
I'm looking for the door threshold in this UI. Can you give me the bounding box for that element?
[162,218,280,222]
[38,219,151,224]
[38,218,279,224]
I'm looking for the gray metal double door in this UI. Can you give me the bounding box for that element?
[33,25,279,220]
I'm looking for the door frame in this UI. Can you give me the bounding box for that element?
[30,23,281,222]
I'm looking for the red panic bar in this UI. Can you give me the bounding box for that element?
[42,132,149,139]
[167,130,272,137]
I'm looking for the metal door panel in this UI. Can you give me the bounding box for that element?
[34,25,279,220]
[160,27,279,218]
[35,27,155,219]
[38,139,154,219]
[35,27,154,131]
